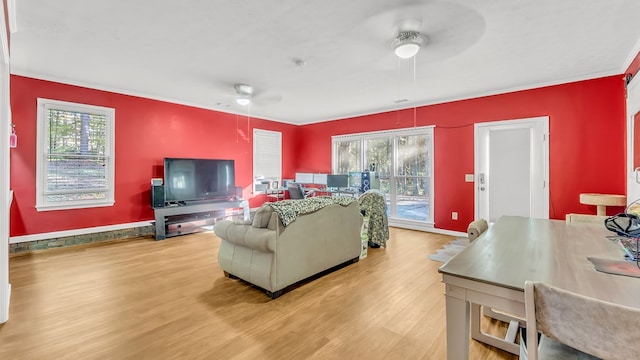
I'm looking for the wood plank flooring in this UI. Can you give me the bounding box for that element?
[0,228,518,359]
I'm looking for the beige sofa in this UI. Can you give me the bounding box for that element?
[213,199,363,298]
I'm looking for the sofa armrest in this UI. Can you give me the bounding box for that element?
[214,220,276,252]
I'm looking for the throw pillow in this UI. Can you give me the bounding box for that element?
[252,204,273,228]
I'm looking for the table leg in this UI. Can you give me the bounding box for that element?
[154,211,166,240]
[242,200,250,221]
[445,284,470,360]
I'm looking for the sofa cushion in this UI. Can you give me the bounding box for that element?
[252,204,273,228]
[214,220,276,252]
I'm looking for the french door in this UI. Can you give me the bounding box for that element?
[333,126,434,229]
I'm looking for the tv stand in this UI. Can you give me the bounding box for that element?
[153,199,249,240]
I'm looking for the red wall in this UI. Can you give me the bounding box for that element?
[297,75,627,232]
[9,74,628,236]
[9,75,299,236]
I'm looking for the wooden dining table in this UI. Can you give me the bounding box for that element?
[438,215,640,359]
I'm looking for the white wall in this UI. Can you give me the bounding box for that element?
[0,2,11,324]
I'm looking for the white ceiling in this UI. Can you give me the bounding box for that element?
[9,0,640,125]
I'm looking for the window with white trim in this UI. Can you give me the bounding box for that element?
[253,129,282,193]
[332,126,434,226]
[36,99,115,211]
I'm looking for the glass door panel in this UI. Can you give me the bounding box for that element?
[395,134,430,221]
[395,177,430,221]
[364,138,391,176]
[335,140,361,174]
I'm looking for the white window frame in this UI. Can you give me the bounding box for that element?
[332,126,435,228]
[36,98,115,211]
[253,129,282,193]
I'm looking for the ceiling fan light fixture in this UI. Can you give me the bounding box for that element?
[236,97,251,106]
[234,84,253,106]
[395,42,421,59]
[392,31,426,59]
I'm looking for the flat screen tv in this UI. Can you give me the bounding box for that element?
[164,158,236,204]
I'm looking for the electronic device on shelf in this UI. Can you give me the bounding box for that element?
[163,158,236,206]
[348,171,361,190]
[359,171,380,192]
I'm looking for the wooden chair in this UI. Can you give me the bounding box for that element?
[467,218,488,241]
[523,280,640,359]
[565,213,608,224]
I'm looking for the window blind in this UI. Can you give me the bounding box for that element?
[253,129,282,190]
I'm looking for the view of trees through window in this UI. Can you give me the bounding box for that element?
[396,134,429,196]
[36,99,114,210]
[44,108,109,203]
[334,140,361,174]
[333,128,433,223]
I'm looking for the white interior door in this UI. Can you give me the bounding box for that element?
[627,75,640,205]
[475,117,549,223]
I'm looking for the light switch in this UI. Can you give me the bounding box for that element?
[465,174,474,182]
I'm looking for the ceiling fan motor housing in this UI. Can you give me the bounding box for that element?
[234,84,253,96]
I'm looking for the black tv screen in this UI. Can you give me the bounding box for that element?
[164,158,236,204]
[327,174,349,188]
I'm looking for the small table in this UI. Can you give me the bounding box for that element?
[267,188,287,202]
[438,216,640,359]
[579,193,626,216]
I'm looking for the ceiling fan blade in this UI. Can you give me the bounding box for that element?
[253,94,283,106]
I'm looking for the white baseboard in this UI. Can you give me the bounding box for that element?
[388,218,467,237]
[9,217,467,244]
[425,228,468,237]
[9,221,154,244]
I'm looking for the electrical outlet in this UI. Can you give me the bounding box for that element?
[452,212,458,220]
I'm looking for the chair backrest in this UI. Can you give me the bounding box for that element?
[287,184,305,199]
[467,218,488,241]
[565,213,608,224]
[524,280,640,360]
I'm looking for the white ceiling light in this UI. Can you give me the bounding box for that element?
[234,84,253,105]
[236,97,251,106]
[392,31,427,59]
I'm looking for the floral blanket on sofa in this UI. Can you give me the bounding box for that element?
[269,196,357,227]
[358,190,389,247]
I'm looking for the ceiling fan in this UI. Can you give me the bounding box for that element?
[345,2,485,67]
[231,83,283,107]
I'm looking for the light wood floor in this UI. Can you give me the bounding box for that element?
[0,228,518,360]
